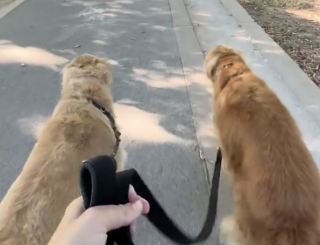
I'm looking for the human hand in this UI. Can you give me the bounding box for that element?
[48,185,150,245]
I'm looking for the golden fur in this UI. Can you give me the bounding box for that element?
[205,45,320,245]
[0,54,127,245]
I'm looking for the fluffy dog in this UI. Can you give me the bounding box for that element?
[0,54,127,245]
[205,45,320,245]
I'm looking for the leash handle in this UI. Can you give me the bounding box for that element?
[80,156,133,245]
[80,149,222,245]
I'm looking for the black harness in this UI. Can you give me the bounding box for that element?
[89,99,121,156]
[80,100,222,245]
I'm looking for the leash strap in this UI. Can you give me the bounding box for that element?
[80,149,222,245]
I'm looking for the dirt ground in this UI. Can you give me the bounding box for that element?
[237,0,320,86]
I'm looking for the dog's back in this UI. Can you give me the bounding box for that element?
[0,121,82,245]
[0,54,126,245]
[225,80,320,245]
[206,46,320,245]
[0,109,115,245]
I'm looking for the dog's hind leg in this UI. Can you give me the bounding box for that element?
[220,215,244,245]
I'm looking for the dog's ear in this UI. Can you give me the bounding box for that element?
[205,52,222,79]
[205,45,231,79]
[105,61,113,72]
[103,72,113,87]
[61,61,73,76]
[102,61,113,87]
[205,45,243,79]
[233,49,253,71]
[93,58,100,65]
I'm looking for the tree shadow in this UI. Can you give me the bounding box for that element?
[0,0,221,244]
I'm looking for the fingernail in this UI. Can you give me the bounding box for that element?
[132,200,143,212]
[129,185,134,194]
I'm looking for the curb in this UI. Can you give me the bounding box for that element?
[0,0,25,20]
[219,0,320,125]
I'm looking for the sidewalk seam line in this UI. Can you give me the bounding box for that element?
[170,0,212,187]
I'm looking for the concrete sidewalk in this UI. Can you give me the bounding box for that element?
[1,0,320,244]
[0,0,221,244]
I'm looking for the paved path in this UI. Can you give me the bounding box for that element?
[1,0,320,244]
[0,0,225,244]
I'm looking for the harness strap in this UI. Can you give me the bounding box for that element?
[89,99,121,156]
[80,148,222,245]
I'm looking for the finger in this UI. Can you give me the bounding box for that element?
[63,196,86,222]
[82,200,144,232]
[128,185,150,214]
[128,185,138,202]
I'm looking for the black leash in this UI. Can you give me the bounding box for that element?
[80,148,222,245]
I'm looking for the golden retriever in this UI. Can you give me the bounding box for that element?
[0,54,127,245]
[205,45,320,245]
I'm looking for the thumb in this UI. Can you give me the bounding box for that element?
[81,200,144,232]
[62,197,86,223]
